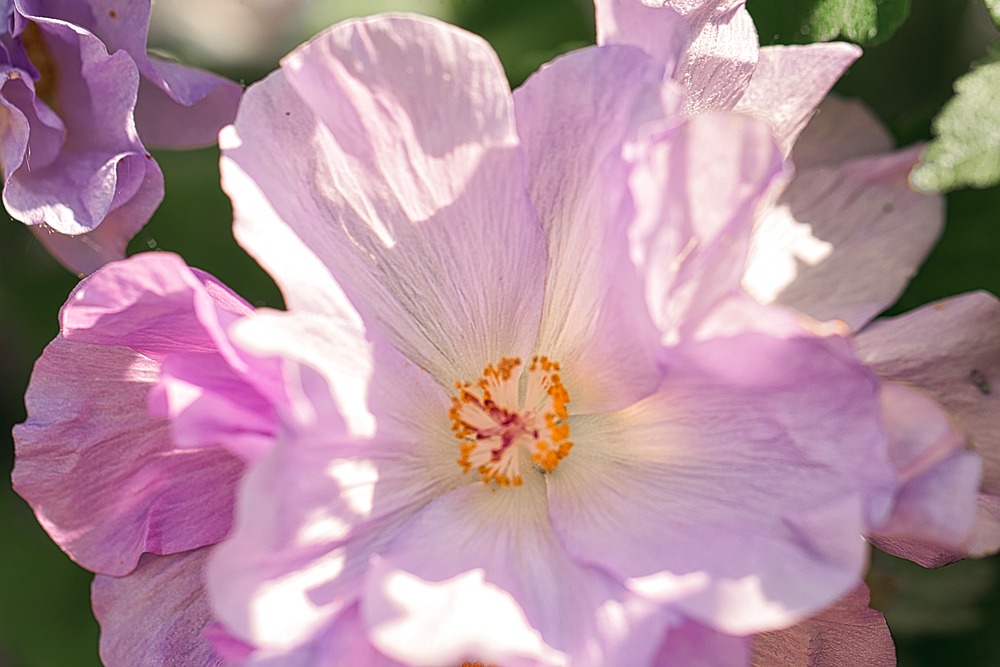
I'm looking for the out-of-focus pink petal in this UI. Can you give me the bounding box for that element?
[856,292,1000,557]
[868,383,981,552]
[744,145,943,331]
[733,44,861,156]
[547,333,895,634]
[92,547,224,667]
[628,111,785,344]
[29,153,163,275]
[0,69,62,175]
[207,341,461,654]
[651,618,751,666]
[133,58,243,148]
[224,16,546,387]
[790,94,895,170]
[513,44,674,413]
[595,0,688,76]
[363,474,667,667]
[23,0,242,147]
[671,0,759,115]
[12,337,244,575]
[750,583,895,667]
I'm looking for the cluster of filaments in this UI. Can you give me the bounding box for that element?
[449,356,572,488]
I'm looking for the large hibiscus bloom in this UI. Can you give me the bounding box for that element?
[13,2,989,666]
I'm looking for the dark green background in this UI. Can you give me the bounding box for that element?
[2,0,999,664]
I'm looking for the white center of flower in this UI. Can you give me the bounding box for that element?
[450,356,572,487]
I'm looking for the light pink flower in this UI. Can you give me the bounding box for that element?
[12,2,991,666]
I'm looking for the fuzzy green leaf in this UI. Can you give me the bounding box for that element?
[911,50,1000,192]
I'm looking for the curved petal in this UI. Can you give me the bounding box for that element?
[547,333,896,634]
[12,336,244,575]
[856,292,1000,557]
[27,152,163,275]
[513,44,674,413]
[733,43,861,157]
[10,252,280,573]
[18,0,242,146]
[868,382,980,551]
[224,16,546,387]
[744,145,943,331]
[207,340,462,654]
[595,0,688,76]
[750,583,895,667]
[133,58,243,148]
[628,111,785,344]
[789,94,895,171]
[362,474,667,667]
[92,547,224,667]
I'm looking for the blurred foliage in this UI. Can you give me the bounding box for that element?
[911,45,1000,192]
[748,0,911,46]
[2,0,1000,665]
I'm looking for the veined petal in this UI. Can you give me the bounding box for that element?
[733,43,861,157]
[750,584,895,667]
[629,111,785,344]
[856,292,1000,557]
[12,337,244,575]
[745,144,942,331]
[225,16,546,387]
[92,547,224,667]
[671,0,759,115]
[547,333,896,634]
[514,44,675,413]
[363,473,667,667]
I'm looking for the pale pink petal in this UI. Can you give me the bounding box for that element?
[207,342,462,654]
[745,145,943,331]
[856,292,1000,557]
[92,547,224,667]
[595,0,688,76]
[546,334,896,634]
[651,618,751,666]
[868,383,980,550]
[750,583,895,667]
[224,16,546,387]
[12,337,244,575]
[790,95,895,171]
[628,112,785,344]
[60,252,251,361]
[671,0,759,115]
[363,474,667,667]
[733,44,861,156]
[513,44,675,412]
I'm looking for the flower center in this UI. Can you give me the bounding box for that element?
[450,356,572,487]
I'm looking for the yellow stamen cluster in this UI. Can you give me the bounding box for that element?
[450,355,573,488]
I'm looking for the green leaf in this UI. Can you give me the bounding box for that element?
[911,47,1000,192]
[747,0,911,46]
[986,0,1000,29]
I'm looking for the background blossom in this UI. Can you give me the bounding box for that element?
[0,0,242,274]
